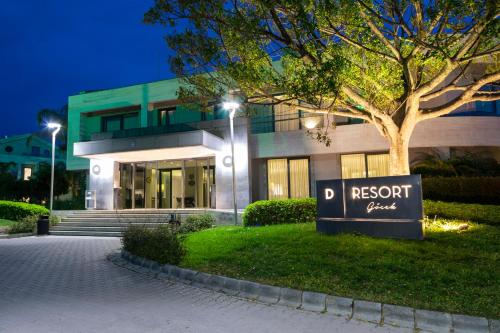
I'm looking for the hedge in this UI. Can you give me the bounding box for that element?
[243,198,316,226]
[0,200,49,221]
[242,198,498,227]
[422,177,500,204]
[423,200,500,226]
[122,225,185,265]
[179,214,215,233]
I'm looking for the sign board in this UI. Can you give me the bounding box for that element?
[316,175,424,240]
[85,190,96,209]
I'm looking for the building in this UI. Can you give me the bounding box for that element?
[66,78,500,211]
[0,134,65,180]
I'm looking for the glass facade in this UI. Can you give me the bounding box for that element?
[267,158,310,199]
[118,157,215,209]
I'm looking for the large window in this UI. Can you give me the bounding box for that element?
[267,158,310,199]
[102,113,139,132]
[274,104,300,132]
[341,153,390,179]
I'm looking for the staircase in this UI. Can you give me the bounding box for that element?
[50,210,182,237]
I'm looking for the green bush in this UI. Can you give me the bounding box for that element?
[422,177,500,204]
[0,200,49,221]
[423,200,500,226]
[8,216,37,234]
[179,214,215,233]
[243,198,317,226]
[122,225,185,265]
[53,196,85,210]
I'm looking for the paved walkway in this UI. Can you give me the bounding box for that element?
[0,236,409,333]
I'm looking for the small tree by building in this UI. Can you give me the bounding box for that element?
[145,0,499,175]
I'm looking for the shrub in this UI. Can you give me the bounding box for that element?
[49,215,61,226]
[53,196,85,210]
[423,200,500,226]
[8,216,37,234]
[179,214,215,233]
[122,225,185,265]
[243,198,317,226]
[422,177,500,204]
[0,200,49,221]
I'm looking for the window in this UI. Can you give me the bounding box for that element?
[367,154,390,177]
[4,145,13,153]
[101,113,139,132]
[341,153,390,179]
[289,159,310,198]
[31,146,40,156]
[23,166,32,181]
[102,116,122,132]
[158,108,175,126]
[267,158,310,199]
[274,104,300,132]
[43,149,50,157]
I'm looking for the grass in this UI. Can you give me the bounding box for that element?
[181,220,500,319]
[0,219,16,228]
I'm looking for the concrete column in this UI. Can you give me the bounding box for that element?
[88,159,116,210]
[215,117,251,210]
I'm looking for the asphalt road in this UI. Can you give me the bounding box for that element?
[0,236,409,333]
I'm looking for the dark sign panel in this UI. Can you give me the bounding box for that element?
[316,179,344,218]
[317,175,423,220]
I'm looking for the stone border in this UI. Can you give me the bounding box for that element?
[0,233,35,239]
[111,250,498,333]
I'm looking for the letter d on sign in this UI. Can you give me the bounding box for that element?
[325,188,334,200]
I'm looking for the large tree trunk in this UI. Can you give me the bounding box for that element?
[388,134,410,176]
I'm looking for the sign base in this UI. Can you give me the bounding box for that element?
[317,218,424,240]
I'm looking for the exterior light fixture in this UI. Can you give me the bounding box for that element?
[223,101,240,225]
[47,122,62,212]
[303,118,320,129]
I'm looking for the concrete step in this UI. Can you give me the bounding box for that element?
[52,226,127,232]
[49,230,123,237]
[64,214,177,218]
[61,218,173,223]
[56,222,171,227]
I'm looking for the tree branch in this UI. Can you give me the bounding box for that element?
[419,72,500,120]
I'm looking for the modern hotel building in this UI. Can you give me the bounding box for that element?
[67,78,500,211]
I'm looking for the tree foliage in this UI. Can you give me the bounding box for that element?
[0,162,69,204]
[145,0,499,175]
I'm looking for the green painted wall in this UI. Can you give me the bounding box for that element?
[67,78,184,170]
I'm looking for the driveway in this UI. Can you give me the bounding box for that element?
[0,236,408,333]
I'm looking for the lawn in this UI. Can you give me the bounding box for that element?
[181,220,500,319]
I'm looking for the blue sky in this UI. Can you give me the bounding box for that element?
[0,0,173,137]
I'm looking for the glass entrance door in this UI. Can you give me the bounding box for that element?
[119,157,215,209]
[134,163,146,208]
[158,169,182,208]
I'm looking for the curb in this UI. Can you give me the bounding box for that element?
[111,250,498,333]
[0,233,35,239]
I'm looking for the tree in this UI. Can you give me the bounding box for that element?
[145,0,499,175]
[27,162,69,204]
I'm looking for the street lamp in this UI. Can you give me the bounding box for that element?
[223,101,240,225]
[47,122,61,212]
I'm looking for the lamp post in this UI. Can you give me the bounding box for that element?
[223,101,240,225]
[47,122,61,212]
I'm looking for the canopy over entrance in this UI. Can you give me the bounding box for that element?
[73,129,223,162]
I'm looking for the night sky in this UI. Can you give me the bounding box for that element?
[0,0,173,137]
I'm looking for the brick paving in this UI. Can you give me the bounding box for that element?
[0,236,409,333]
